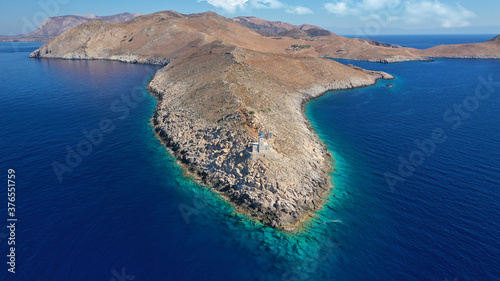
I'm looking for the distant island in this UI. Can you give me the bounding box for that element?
[0,12,141,42]
[28,11,500,230]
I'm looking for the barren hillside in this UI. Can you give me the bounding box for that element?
[417,36,500,58]
[30,11,433,63]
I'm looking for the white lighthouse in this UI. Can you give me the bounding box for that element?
[249,132,275,160]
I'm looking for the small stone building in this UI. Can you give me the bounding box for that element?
[248,132,276,160]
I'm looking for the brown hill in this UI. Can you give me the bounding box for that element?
[31,11,431,63]
[233,16,333,38]
[232,16,297,36]
[30,11,295,63]
[489,35,500,44]
[417,35,500,59]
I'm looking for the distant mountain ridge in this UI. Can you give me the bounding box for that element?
[0,12,141,42]
[232,16,333,38]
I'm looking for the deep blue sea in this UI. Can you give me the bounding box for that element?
[345,34,498,49]
[0,35,499,281]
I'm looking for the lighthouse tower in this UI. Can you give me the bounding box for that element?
[258,132,265,152]
[249,132,275,160]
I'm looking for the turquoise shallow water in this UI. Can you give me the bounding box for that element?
[0,36,499,280]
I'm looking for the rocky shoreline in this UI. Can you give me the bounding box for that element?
[29,51,173,66]
[364,57,434,63]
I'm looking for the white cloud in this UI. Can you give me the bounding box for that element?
[200,0,313,15]
[323,0,476,28]
[324,0,401,15]
[199,0,248,13]
[324,2,350,15]
[286,6,314,15]
[405,1,476,28]
[250,0,284,9]
[362,0,400,11]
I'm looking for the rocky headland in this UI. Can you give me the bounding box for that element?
[417,35,500,59]
[148,40,392,229]
[28,11,499,229]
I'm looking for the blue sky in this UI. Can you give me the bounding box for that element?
[1,0,499,35]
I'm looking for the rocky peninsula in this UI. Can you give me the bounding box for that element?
[418,35,500,59]
[148,41,392,229]
[29,11,499,229]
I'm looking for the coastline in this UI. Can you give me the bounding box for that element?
[29,53,173,66]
